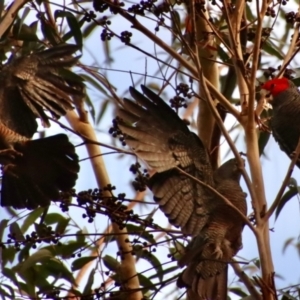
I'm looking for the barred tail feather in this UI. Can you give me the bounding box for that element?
[1,134,79,209]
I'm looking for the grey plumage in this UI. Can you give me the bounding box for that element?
[0,44,82,209]
[117,85,247,299]
[262,78,300,167]
[0,44,83,138]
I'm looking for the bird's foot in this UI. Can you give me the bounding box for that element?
[0,149,22,164]
[255,113,271,132]
[212,244,223,259]
[1,164,18,177]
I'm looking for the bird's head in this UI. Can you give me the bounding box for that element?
[261,78,299,109]
[261,78,290,97]
[214,158,244,182]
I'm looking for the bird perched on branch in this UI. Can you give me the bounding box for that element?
[0,44,83,209]
[262,78,300,166]
[116,85,247,299]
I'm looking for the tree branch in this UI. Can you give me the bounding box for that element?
[0,0,30,38]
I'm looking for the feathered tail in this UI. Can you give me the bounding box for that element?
[1,134,79,209]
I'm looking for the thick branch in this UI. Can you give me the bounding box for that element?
[66,110,142,300]
[0,0,30,38]
[231,262,262,299]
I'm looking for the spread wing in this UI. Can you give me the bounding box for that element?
[0,44,83,138]
[118,85,214,236]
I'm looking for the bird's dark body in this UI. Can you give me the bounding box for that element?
[0,45,82,209]
[117,85,247,299]
[270,87,300,166]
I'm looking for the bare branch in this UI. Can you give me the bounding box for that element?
[265,138,300,220]
[0,0,30,38]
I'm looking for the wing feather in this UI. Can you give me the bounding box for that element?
[118,86,214,236]
[0,44,83,137]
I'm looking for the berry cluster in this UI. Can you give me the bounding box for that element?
[130,162,149,192]
[169,83,192,111]
[263,66,294,80]
[83,10,97,22]
[77,186,135,228]
[285,12,300,25]
[109,117,126,146]
[194,0,206,12]
[120,30,133,44]
[3,226,61,252]
[99,16,112,26]
[278,0,289,4]
[266,6,276,18]
[93,0,125,14]
[100,28,114,41]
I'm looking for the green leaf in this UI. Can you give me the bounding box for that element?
[96,99,109,125]
[0,283,15,298]
[84,93,96,123]
[76,229,86,244]
[137,273,156,291]
[0,219,8,240]
[21,207,45,233]
[45,213,67,224]
[59,68,85,85]
[103,255,121,272]
[71,256,97,271]
[263,39,284,59]
[245,3,255,21]
[258,131,270,156]
[229,287,248,297]
[79,74,109,95]
[54,10,83,48]
[135,249,164,282]
[55,217,70,235]
[282,237,294,254]
[292,77,300,87]
[280,292,298,300]
[63,17,86,42]
[43,259,76,285]
[83,19,99,38]
[34,222,48,238]
[1,246,16,265]
[17,249,53,272]
[148,266,179,280]
[82,269,95,296]
[2,267,18,284]
[10,222,25,241]
[16,281,34,297]
[169,240,185,261]
[61,241,87,258]
[18,243,31,263]
[40,16,59,45]
[126,224,156,244]
[275,184,298,220]
[170,10,181,43]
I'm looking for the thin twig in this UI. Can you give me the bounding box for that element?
[231,262,262,300]
[49,117,134,156]
[277,4,300,77]
[264,138,300,220]
[175,166,255,231]
[196,73,257,218]
[115,6,241,120]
